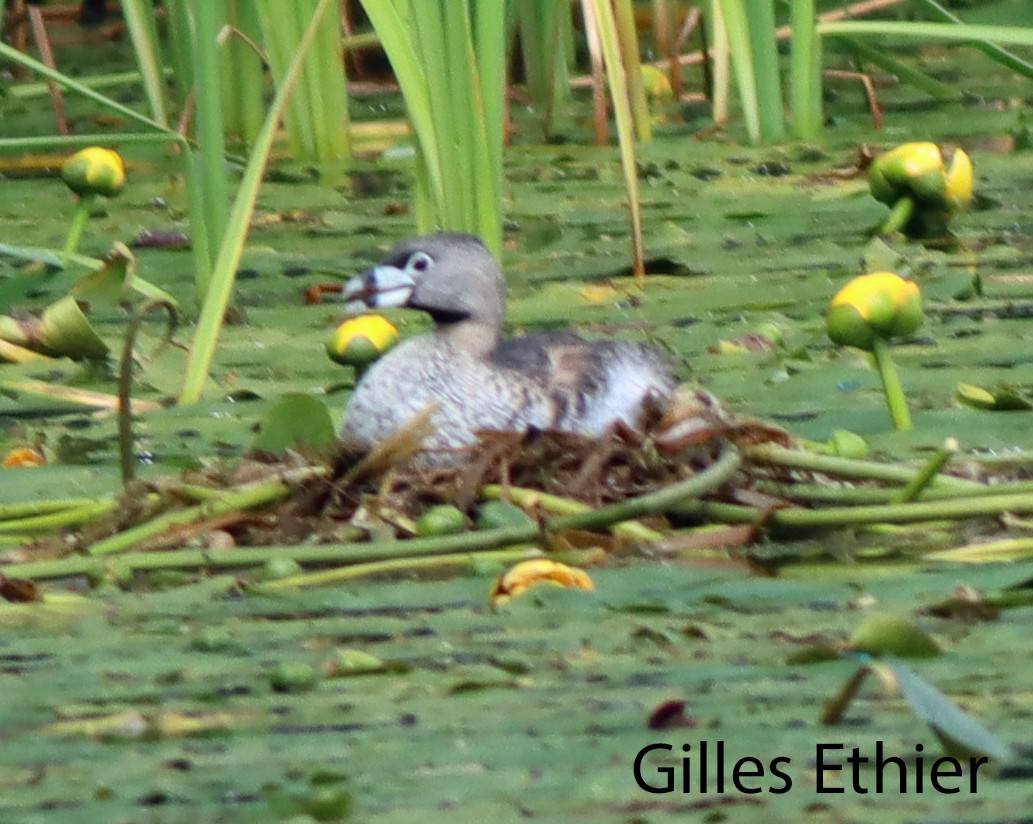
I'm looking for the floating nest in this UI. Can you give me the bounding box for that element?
[4,383,1033,592]
[0,386,782,561]
[227,384,790,549]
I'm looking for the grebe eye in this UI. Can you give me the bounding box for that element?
[408,252,433,273]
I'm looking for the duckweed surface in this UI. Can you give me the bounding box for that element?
[2,14,1033,823]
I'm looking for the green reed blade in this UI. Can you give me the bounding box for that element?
[744,0,784,141]
[360,1,503,255]
[189,0,230,284]
[120,0,168,126]
[613,0,651,143]
[258,0,350,161]
[472,0,506,252]
[7,69,171,100]
[818,20,1033,47]
[229,1,266,146]
[359,1,444,220]
[915,0,1033,80]
[0,40,168,133]
[836,36,957,100]
[162,0,194,100]
[713,0,761,144]
[790,0,821,140]
[591,0,645,278]
[179,0,335,405]
[708,0,731,124]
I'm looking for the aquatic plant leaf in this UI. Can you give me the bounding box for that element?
[849,614,941,658]
[251,392,336,454]
[3,40,1033,822]
[886,657,1012,762]
[955,382,1033,411]
[0,296,109,360]
[71,241,179,309]
[37,295,110,359]
[0,242,69,269]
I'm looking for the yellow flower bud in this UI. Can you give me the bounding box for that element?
[868,142,973,221]
[640,65,675,102]
[326,314,398,367]
[826,272,923,350]
[61,147,126,198]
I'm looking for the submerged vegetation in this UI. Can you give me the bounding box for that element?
[1,0,1033,820]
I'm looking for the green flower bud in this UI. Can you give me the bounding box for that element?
[829,429,868,459]
[61,147,125,198]
[326,314,398,367]
[415,504,467,537]
[269,662,318,693]
[826,272,923,351]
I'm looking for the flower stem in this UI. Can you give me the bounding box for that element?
[879,194,915,234]
[63,193,97,254]
[872,336,912,430]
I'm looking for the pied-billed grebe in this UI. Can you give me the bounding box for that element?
[339,233,675,453]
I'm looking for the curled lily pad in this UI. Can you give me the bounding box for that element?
[72,242,179,309]
[956,383,1033,411]
[0,295,109,360]
[38,296,110,359]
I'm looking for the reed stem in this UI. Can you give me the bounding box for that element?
[257,546,539,590]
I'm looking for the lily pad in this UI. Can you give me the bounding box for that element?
[252,393,336,454]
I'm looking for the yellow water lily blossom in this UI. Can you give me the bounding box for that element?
[490,558,595,610]
[61,147,126,199]
[826,272,923,351]
[868,142,973,236]
[326,314,399,367]
[2,447,45,468]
